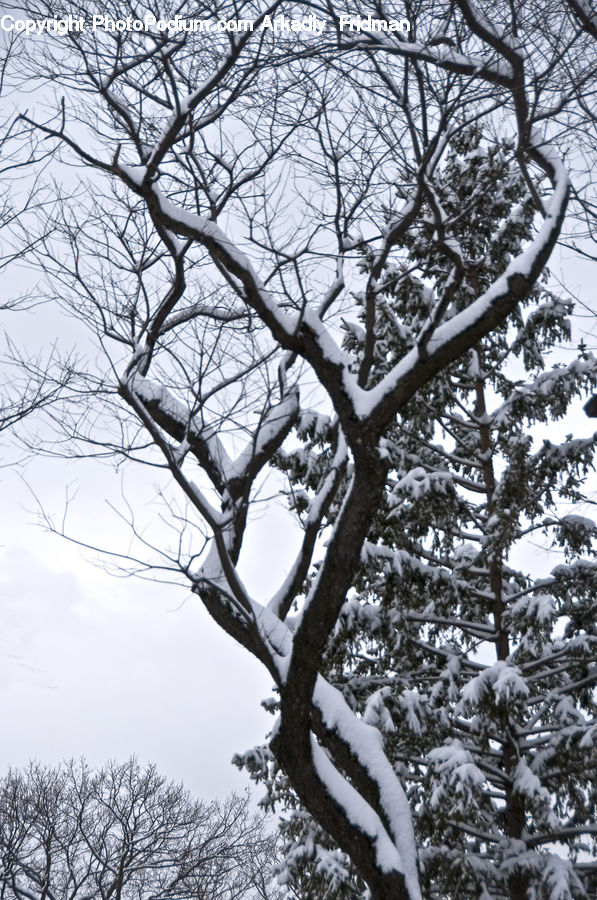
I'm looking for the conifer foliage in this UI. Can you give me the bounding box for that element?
[244,130,597,900]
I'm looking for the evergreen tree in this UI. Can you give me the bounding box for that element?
[237,128,597,900]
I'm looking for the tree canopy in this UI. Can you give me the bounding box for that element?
[0,757,280,900]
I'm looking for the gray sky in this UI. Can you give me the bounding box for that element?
[0,439,299,800]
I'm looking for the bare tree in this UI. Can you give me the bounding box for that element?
[0,757,280,900]
[5,1,596,898]
[0,31,74,436]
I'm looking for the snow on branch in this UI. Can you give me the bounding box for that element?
[312,677,422,900]
[349,140,570,427]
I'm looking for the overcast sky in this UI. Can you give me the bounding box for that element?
[0,459,285,801]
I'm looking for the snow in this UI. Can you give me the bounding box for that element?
[119,163,147,186]
[301,307,356,371]
[460,661,529,708]
[513,761,558,825]
[195,541,231,588]
[253,603,293,659]
[511,593,556,625]
[310,735,405,875]
[363,687,397,733]
[267,431,348,618]
[227,390,299,480]
[298,409,332,438]
[541,855,585,900]
[579,724,597,749]
[129,373,234,481]
[142,69,229,169]
[313,677,422,900]
[396,691,423,735]
[150,189,300,336]
[427,741,486,811]
[559,514,597,534]
[234,616,423,893]
[341,142,569,421]
[358,34,514,81]
[130,373,300,498]
[382,197,417,241]
[391,467,452,500]
[129,137,569,464]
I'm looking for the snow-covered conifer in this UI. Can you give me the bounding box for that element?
[249,128,597,900]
